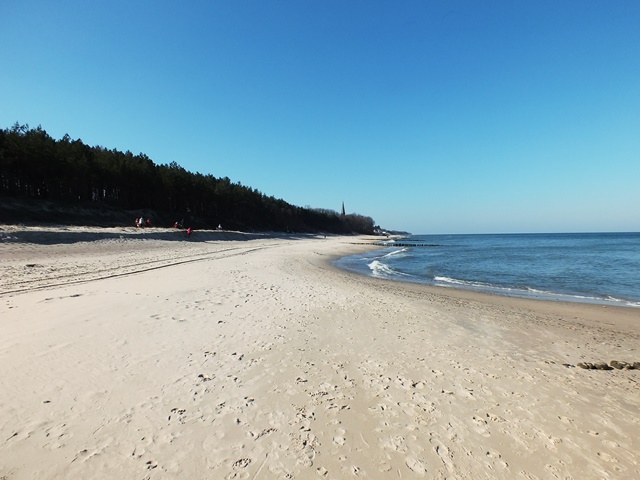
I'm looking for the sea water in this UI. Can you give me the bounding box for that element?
[333,232,640,308]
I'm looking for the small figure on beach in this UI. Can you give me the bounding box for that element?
[187,227,193,237]
[217,224,222,230]
[145,218,152,227]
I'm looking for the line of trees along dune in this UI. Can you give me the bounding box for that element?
[0,124,375,234]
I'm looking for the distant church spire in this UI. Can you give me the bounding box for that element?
[341,201,345,216]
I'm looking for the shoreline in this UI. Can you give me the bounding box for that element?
[332,235,640,310]
[3,225,639,345]
[323,247,640,345]
[1,227,638,479]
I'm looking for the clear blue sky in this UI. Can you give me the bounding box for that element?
[2,1,639,234]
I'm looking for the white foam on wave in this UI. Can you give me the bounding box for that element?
[434,276,491,289]
[435,277,640,308]
[368,260,410,278]
[604,296,640,308]
[527,287,640,307]
[382,248,408,258]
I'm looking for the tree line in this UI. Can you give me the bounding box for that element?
[0,123,376,233]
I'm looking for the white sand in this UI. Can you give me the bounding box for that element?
[0,226,638,479]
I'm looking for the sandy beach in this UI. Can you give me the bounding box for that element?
[0,226,638,480]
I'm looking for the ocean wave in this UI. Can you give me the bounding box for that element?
[382,248,408,258]
[367,260,410,278]
[435,277,640,308]
[526,287,640,307]
[603,296,640,308]
[526,286,595,300]
[433,276,493,289]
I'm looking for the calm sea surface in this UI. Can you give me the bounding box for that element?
[333,232,640,308]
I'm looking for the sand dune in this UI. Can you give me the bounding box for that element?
[0,226,638,479]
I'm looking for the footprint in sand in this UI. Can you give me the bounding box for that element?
[485,450,509,469]
[557,415,574,425]
[168,408,187,424]
[406,457,427,475]
[333,428,346,446]
[232,458,252,468]
[471,415,491,437]
[251,428,277,440]
[316,466,329,476]
[381,435,407,453]
[597,451,619,463]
